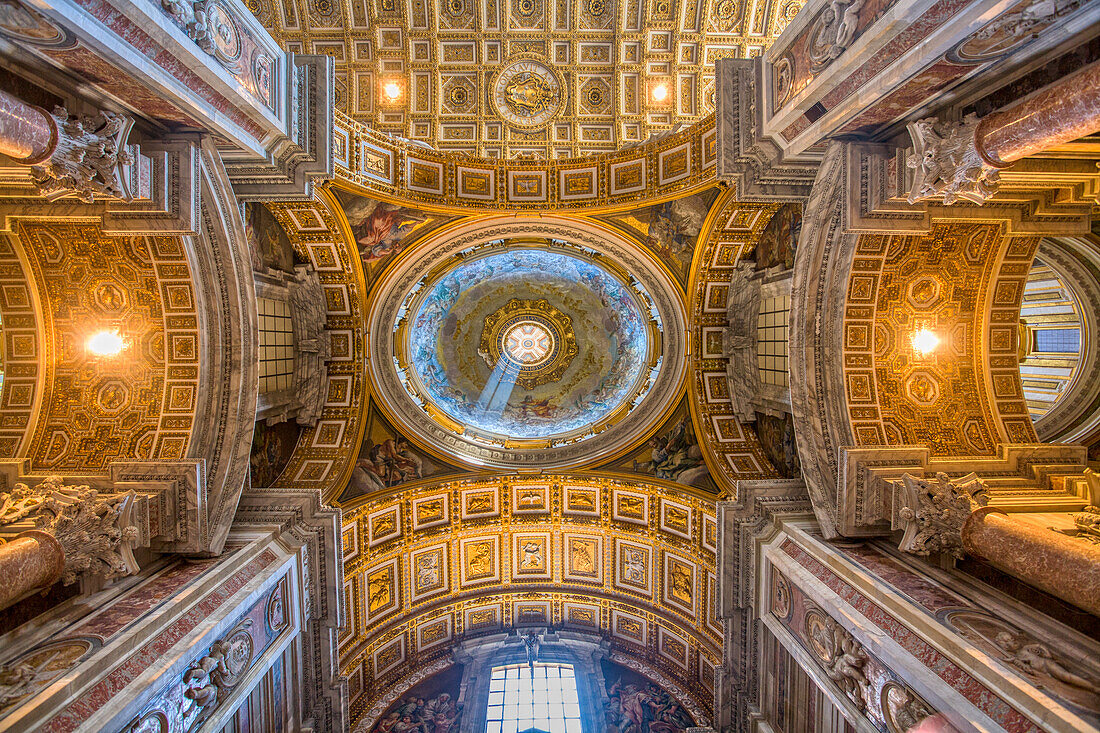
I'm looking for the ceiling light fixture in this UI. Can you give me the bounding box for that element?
[383,81,402,100]
[911,328,940,356]
[651,83,669,102]
[88,330,125,357]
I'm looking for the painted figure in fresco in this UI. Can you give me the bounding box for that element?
[342,196,427,264]
[244,202,296,272]
[631,191,713,276]
[606,679,694,733]
[633,417,710,487]
[351,437,425,493]
[515,395,554,419]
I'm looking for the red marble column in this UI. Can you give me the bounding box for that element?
[0,88,57,164]
[961,507,1100,617]
[975,60,1100,168]
[0,530,65,611]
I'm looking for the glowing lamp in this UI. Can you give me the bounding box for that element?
[88,330,125,356]
[651,83,669,102]
[911,328,940,356]
[383,81,402,100]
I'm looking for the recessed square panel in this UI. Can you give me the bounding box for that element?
[409,542,449,602]
[459,535,500,586]
[513,532,552,580]
[562,533,602,583]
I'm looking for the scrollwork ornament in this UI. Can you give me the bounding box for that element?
[894,472,990,558]
[905,114,1002,205]
[30,107,135,203]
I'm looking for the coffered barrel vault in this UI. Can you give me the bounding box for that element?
[253,0,804,158]
[339,473,721,729]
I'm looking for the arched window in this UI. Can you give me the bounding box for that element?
[1018,239,1100,443]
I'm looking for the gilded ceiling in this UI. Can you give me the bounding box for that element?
[249,0,804,157]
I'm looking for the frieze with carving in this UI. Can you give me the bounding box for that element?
[771,566,941,730]
[124,575,290,733]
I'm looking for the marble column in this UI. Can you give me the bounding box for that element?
[0,88,135,201]
[975,61,1100,168]
[961,507,1100,617]
[0,88,57,164]
[906,59,1100,204]
[0,530,65,611]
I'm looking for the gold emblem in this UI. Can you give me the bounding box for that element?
[491,58,564,129]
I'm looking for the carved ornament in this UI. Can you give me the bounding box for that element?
[31,107,136,203]
[0,476,142,584]
[905,115,1002,205]
[893,472,990,559]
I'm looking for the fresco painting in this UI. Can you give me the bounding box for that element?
[600,187,720,285]
[335,189,452,280]
[249,420,302,488]
[605,398,716,492]
[409,249,650,439]
[753,202,802,271]
[753,411,801,479]
[244,201,299,273]
[602,659,695,733]
[370,664,464,733]
[341,401,464,502]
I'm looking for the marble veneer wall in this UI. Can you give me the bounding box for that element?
[738,518,1100,733]
[0,500,345,733]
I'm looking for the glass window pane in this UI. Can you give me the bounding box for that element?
[486,664,579,733]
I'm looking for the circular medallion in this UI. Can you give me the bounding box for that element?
[206,2,242,62]
[506,323,552,365]
[491,58,564,129]
[479,299,578,388]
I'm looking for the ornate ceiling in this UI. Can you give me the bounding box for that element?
[368,214,687,469]
[338,472,721,730]
[248,0,804,157]
[403,246,653,441]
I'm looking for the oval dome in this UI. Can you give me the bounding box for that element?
[406,248,650,440]
[368,215,687,469]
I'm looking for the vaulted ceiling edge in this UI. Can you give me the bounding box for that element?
[333,112,721,212]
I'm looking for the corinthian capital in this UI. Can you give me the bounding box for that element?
[0,476,142,584]
[905,114,1001,205]
[893,472,990,558]
[31,107,136,203]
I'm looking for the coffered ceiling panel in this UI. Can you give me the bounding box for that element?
[248,0,803,157]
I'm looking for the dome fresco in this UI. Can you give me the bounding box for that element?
[404,247,654,440]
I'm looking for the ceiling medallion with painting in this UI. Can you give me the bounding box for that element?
[491,57,565,129]
[480,298,578,389]
[367,215,688,469]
